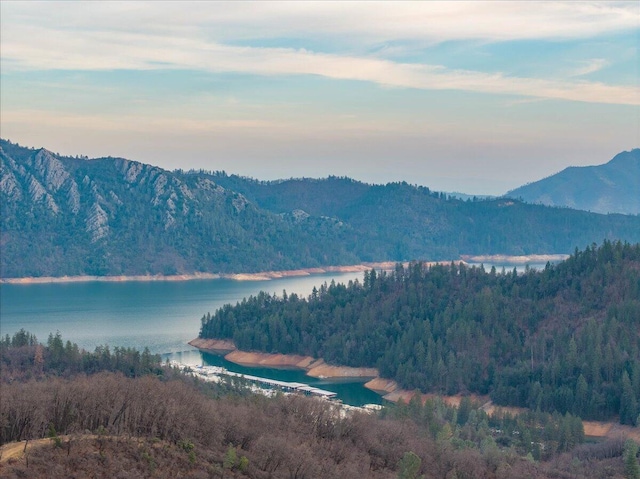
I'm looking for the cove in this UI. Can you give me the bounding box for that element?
[1,270,385,405]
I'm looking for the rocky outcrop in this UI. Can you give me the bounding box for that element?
[0,166,22,201]
[86,203,109,242]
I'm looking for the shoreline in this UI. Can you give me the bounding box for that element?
[0,254,571,285]
[189,338,379,380]
[460,253,569,264]
[0,262,401,285]
[187,342,640,441]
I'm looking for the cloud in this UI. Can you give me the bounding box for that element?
[2,26,638,106]
[570,58,610,76]
[1,109,290,135]
[1,2,638,106]
[3,2,638,44]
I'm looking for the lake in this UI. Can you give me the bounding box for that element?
[0,262,545,406]
[0,271,386,405]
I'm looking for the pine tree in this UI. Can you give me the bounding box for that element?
[621,372,638,425]
[624,440,640,479]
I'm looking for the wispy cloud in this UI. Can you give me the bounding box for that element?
[3,2,638,106]
[570,58,610,77]
[3,2,638,44]
[2,26,638,106]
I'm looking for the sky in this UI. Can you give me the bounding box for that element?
[1,1,638,195]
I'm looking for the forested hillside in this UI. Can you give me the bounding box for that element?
[3,139,640,278]
[2,330,638,479]
[200,241,640,425]
[208,171,640,261]
[0,140,358,277]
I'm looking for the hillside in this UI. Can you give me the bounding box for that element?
[199,242,640,425]
[507,149,640,215]
[208,172,640,261]
[0,140,359,277]
[3,139,640,278]
[2,331,637,478]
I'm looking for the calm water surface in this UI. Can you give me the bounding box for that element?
[1,272,363,353]
[1,263,546,406]
[1,271,386,405]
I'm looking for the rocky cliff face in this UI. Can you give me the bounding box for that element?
[0,144,254,243]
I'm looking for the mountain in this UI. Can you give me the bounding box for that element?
[0,140,359,277]
[207,172,640,260]
[2,139,640,278]
[506,149,640,215]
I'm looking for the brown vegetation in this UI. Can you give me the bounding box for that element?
[1,371,636,479]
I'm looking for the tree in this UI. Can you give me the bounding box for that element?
[398,451,423,479]
[223,445,237,470]
[621,372,638,426]
[624,440,640,479]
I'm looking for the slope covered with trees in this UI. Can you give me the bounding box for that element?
[3,139,640,277]
[200,241,640,424]
[209,171,640,262]
[2,330,637,479]
[0,140,360,277]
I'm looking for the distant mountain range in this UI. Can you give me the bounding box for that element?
[2,139,640,278]
[506,149,640,215]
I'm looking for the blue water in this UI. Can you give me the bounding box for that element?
[0,263,548,406]
[0,271,386,405]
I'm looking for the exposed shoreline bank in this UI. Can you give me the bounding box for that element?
[0,254,571,285]
[189,338,379,380]
[0,262,400,285]
[460,254,569,264]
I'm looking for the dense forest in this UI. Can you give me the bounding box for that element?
[2,331,639,479]
[200,241,640,425]
[3,138,640,278]
[207,170,640,261]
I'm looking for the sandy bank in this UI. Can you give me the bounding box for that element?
[461,254,569,264]
[364,378,494,407]
[1,273,222,284]
[307,363,378,379]
[582,421,640,441]
[364,378,399,395]
[0,262,403,285]
[190,339,379,379]
[188,338,236,353]
[224,350,321,370]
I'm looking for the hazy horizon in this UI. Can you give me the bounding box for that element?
[1,1,638,195]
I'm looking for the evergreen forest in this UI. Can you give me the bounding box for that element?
[199,241,640,425]
[3,139,640,278]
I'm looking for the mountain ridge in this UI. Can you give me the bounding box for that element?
[506,149,640,215]
[2,138,640,278]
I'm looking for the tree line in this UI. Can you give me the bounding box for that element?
[1,330,163,381]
